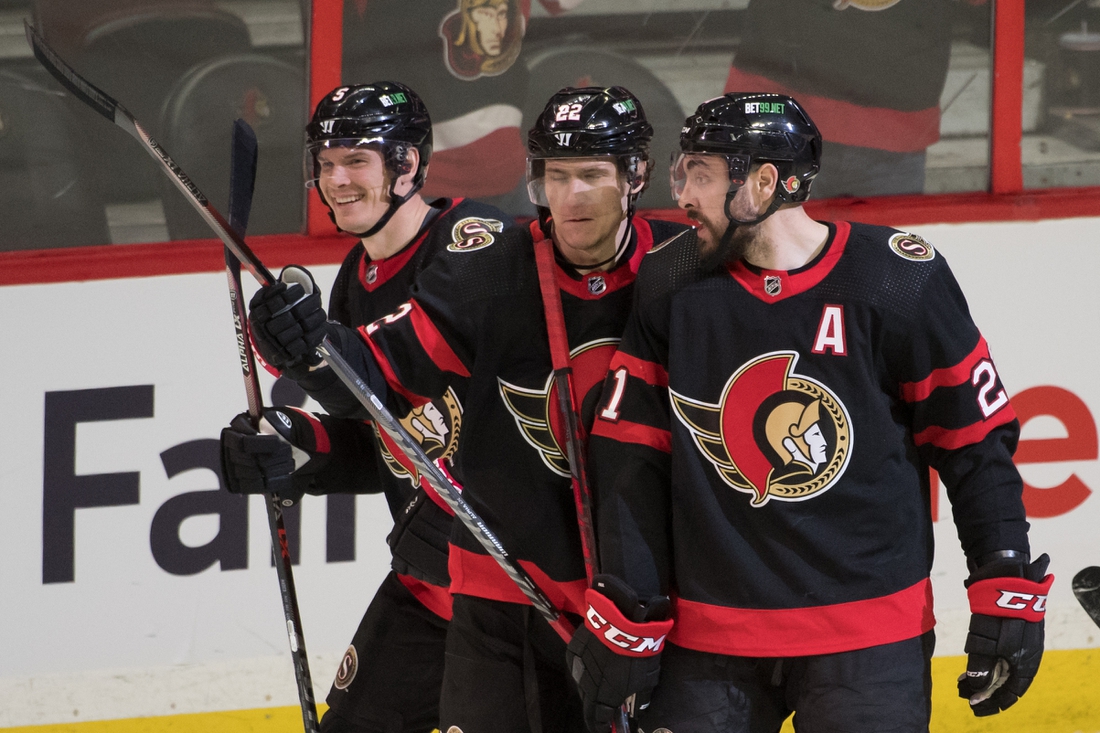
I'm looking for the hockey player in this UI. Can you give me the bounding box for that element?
[242,86,690,732]
[570,92,1052,732]
[219,82,508,733]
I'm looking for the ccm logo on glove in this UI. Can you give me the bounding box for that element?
[584,589,673,657]
[967,574,1054,623]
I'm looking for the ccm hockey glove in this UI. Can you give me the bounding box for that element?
[220,407,332,506]
[249,265,329,372]
[958,553,1053,716]
[567,574,673,733]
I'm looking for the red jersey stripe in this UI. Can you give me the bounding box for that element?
[533,218,655,301]
[397,573,454,621]
[899,337,991,404]
[358,199,462,292]
[612,350,669,388]
[408,300,472,378]
[670,578,935,657]
[448,545,587,616]
[912,403,1017,450]
[357,325,432,408]
[728,222,850,303]
[592,419,672,453]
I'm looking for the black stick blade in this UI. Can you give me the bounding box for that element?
[228,119,259,239]
[24,21,120,124]
[1072,566,1100,629]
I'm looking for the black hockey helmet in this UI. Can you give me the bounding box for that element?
[673,92,821,215]
[306,82,433,237]
[526,86,653,211]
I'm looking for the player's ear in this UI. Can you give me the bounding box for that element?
[755,162,779,205]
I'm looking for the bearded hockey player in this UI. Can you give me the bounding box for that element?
[243,86,689,732]
[571,92,1052,732]
[219,82,508,733]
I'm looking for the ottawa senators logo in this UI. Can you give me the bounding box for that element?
[447,216,504,252]
[671,351,852,506]
[499,339,619,476]
[374,387,463,487]
[439,0,526,81]
[888,232,935,262]
[333,645,358,690]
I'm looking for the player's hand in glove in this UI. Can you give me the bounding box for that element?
[958,552,1053,716]
[388,487,453,587]
[220,407,332,506]
[249,265,328,373]
[566,574,673,733]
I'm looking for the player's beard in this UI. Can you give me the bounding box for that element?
[689,208,762,271]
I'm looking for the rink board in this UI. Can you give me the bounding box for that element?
[2,219,1100,728]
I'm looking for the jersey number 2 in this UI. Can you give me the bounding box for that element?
[972,359,1008,418]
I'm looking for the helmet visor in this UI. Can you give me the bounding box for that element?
[305,137,386,189]
[526,155,644,208]
[669,151,751,203]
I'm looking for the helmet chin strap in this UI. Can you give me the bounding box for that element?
[541,196,637,273]
[340,178,423,239]
[714,186,784,256]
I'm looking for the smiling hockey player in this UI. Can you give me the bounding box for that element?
[220,82,509,733]
[240,86,689,732]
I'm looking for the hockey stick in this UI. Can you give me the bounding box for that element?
[532,238,631,733]
[1072,566,1100,629]
[25,21,576,645]
[225,119,320,733]
[532,238,598,584]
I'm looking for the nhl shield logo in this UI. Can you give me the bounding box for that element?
[365,263,378,285]
[764,275,782,297]
[671,351,852,506]
[587,275,607,296]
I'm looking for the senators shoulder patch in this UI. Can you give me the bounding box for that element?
[447,217,504,252]
[887,232,935,262]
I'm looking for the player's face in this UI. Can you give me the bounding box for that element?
[317,145,390,233]
[471,3,508,55]
[543,158,627,266]
[675,154,734,251]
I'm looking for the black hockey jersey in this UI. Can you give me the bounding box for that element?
[299,198,508,610]
[590,221,1029,657]
[302,217,689,616]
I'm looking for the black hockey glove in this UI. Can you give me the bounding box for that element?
[566,574,673,733]
[220,407,332,506]
[957,553,1053,716]
[387,488,453,587]
[249,265,329,373]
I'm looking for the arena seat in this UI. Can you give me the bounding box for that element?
[157,53,306,240]
[0,68,110,250]
[35,1,253,204]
